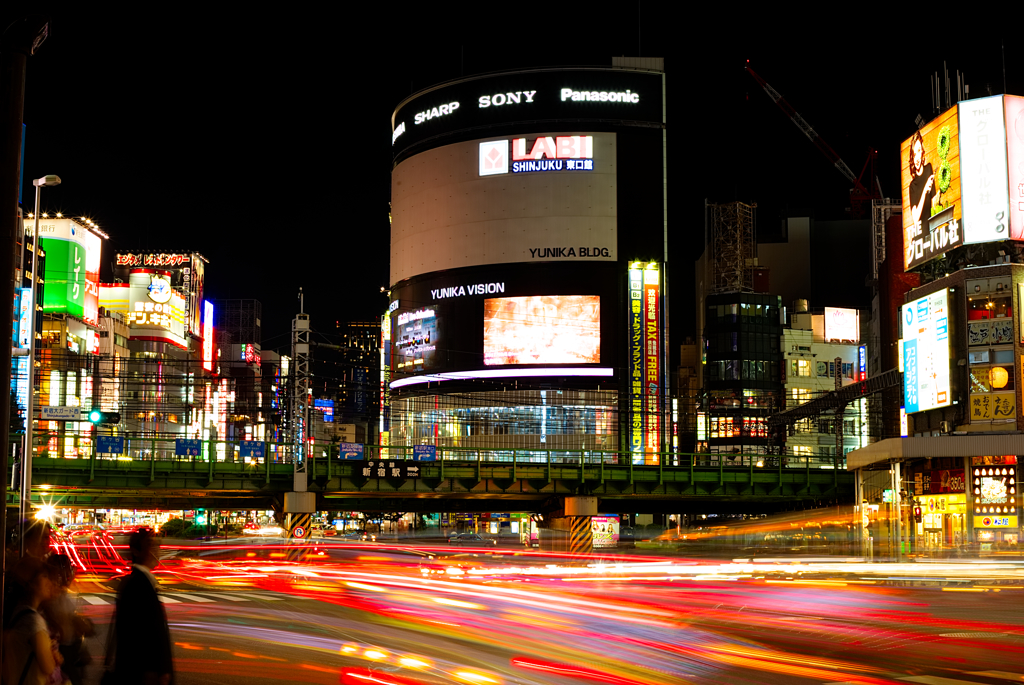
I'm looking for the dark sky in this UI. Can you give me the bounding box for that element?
[8,7,1021,356]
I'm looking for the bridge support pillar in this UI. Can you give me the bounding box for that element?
[284,491,316,539]
[564,497,597,555]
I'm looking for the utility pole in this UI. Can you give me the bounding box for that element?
[284,289,314,538]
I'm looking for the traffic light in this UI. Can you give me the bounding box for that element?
[88,409,121,425]
[913,506,922,524]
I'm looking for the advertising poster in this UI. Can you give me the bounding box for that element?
[395,307,439,371]
[628,265,644,461]
[124,270,188,348]
[643,267,660,460]
[901,106,962,271]
[202,300,215,372]
[591,516,619,548]
[959,96,1011,244]
[483,295,600,365]
[901,289,950,413]
[114,252,206,335]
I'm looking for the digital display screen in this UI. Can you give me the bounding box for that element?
[483,295,600,365]
[395,308,439,371]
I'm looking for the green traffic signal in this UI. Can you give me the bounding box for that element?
[88,410,121,425]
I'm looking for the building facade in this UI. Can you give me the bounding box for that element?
[387,60,668,462]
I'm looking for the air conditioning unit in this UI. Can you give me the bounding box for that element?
[940,421,952,434]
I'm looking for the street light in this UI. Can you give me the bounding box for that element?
[19,174,60,555]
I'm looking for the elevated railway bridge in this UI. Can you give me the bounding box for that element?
[6,440,854,515]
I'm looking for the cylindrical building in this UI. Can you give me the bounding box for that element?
[388,62,667,463]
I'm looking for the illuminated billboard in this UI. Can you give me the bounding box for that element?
[36,218,102,321]
[202,300,215,372]
[902,289,951,414]
[960,96,1011,244]
[643,267,660,459]
[395,308,439,371]
[824,307,860,342]
[483,295,600,365]
[101,271,187,348]
[114,252,206,335]
[901,106,962,271]
[591,516,619,548]
[628,265,644,461]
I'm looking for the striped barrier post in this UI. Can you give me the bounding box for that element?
[568,515,593,555]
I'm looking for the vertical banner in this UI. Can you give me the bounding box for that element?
[644,265,661,464]
[14,287,32,415]
[959,96,1010,244]
[628,265,644,462]
[380,311,391,445]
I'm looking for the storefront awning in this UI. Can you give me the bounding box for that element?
[846,434,1024,471]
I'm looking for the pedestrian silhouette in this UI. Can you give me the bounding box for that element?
[107,529,173,685]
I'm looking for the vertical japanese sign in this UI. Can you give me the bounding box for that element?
[1003,95,1024,240]
[380,310,391,445]
[13,288,31,416]
[959,96,1011,244]
[644,265,660,462]
[202,300,215,372]
[628,265,644,462]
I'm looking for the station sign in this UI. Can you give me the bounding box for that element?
[412,445,437,461]
[340,443,364,460]
[358,460,421,479]
[41,406,81,421]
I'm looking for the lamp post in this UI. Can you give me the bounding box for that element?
[19,174,60,554]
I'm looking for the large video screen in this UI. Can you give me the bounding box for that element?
[901,106,962,271]
[395,307,440,371]
[483,295,600,365]
[902,289,951,414]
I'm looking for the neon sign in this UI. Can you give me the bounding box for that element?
[202,300,214,372]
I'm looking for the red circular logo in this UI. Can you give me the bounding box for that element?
[292,526,306,538]
[982,517,992,527]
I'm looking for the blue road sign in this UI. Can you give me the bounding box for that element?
[240,440,264,459]
[412,445,437,461]
[175,439,202,457]
[96,436,124,455]
[340,442,364,460]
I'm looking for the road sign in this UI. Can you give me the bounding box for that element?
[96,436,124,455]
[292,526,306,539]
[41,406,81,421]
[412,445,437,461]
[175,439,202,457]
[340,442,364,460]
[359,460,421,479]
[240,441,264,459]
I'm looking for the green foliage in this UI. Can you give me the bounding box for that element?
[160,517,189,537]
[10,389,24,434]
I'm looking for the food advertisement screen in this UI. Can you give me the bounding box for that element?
[901,289,951,413]
[901,106,962,271]
[483,295,600,365]
[395,308,440,371]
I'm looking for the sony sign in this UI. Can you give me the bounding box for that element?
[478,91,536,108]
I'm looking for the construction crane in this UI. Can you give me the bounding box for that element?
[746,61,882,218]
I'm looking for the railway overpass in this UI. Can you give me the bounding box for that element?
[6,444,854,515]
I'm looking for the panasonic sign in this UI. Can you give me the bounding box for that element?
[560,88,639,103]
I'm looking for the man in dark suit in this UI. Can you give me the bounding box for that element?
[112,529,173,684]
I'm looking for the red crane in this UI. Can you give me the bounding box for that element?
[745,62,881,218]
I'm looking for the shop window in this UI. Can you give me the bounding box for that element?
[790,359,811,377]
[969,350,990,364]
[967,294,1011,320]
[992,348,1014,364]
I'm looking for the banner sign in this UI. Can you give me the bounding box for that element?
[628,265,644,461]
[41,406,81,421]
[643,266,660,460]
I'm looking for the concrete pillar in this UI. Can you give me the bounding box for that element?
[564,497,597,554]
[284,491,315,539]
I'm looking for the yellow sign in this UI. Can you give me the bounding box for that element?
[969,392,1015,421]
[973,515,1018,528]
[918,493,966,515]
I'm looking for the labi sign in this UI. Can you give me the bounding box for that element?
[479,136,594,176]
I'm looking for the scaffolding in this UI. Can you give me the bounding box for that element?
[709,201,757,293]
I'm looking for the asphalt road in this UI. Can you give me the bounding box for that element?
[63,543,1024,685]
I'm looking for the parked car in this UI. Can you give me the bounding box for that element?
[448,533,496,546]
[339,530,376,542]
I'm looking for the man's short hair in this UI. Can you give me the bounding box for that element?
[128,529,156,563]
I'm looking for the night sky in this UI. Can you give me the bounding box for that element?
[8,7,1022,361]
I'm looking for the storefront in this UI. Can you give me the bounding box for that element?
[971,455,1019,548]
[916,493,966,549]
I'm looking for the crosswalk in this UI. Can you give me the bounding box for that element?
[78,591,291,606]
[826,672,1024,685]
